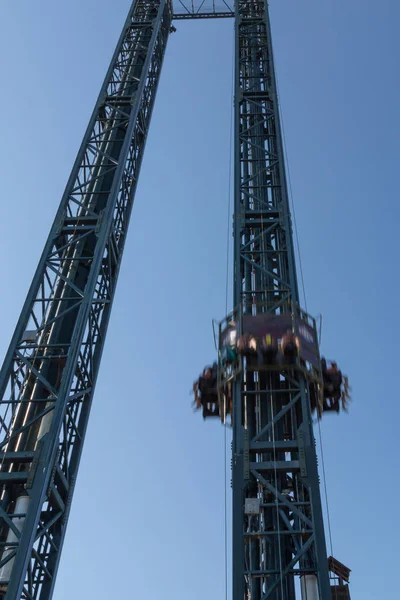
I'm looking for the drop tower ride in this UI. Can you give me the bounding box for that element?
[0,1,348,599]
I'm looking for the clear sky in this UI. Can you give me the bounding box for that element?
[0,0,398,598]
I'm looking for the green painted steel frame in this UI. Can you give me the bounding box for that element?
[0,1,171,598]
[231,1,331,599]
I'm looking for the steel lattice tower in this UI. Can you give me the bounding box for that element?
[231,1,331,598]
[0,1,333,599]
[0,1,171,596]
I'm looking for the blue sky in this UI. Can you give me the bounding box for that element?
[0,0,398,598]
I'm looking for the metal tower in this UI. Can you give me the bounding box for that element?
[0,1,337,599]
[0,1,171,597]
[230,0,331,598]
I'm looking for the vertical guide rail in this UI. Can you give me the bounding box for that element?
[0,1,171,598]
[232,1,331,599]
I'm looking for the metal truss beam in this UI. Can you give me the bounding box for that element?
[173,12,233,19]
[0,1,171,598]
[231,1,331,599]
[172,0,233,19]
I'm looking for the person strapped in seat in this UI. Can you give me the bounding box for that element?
[237,334,257,358]
[280,330,300,365]
[192,362,219,419]
[321,358,351,413]
[259,333,278,365]
[220,323,237,366]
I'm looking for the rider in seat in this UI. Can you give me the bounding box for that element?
[196,363,220,419]
[237,333,258,368]
[280,330,300,365]
[259,333,278,365]
[328,362,342,398]
[237,334,257,357]
[221,324,237,365]
[321,358,350,413]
